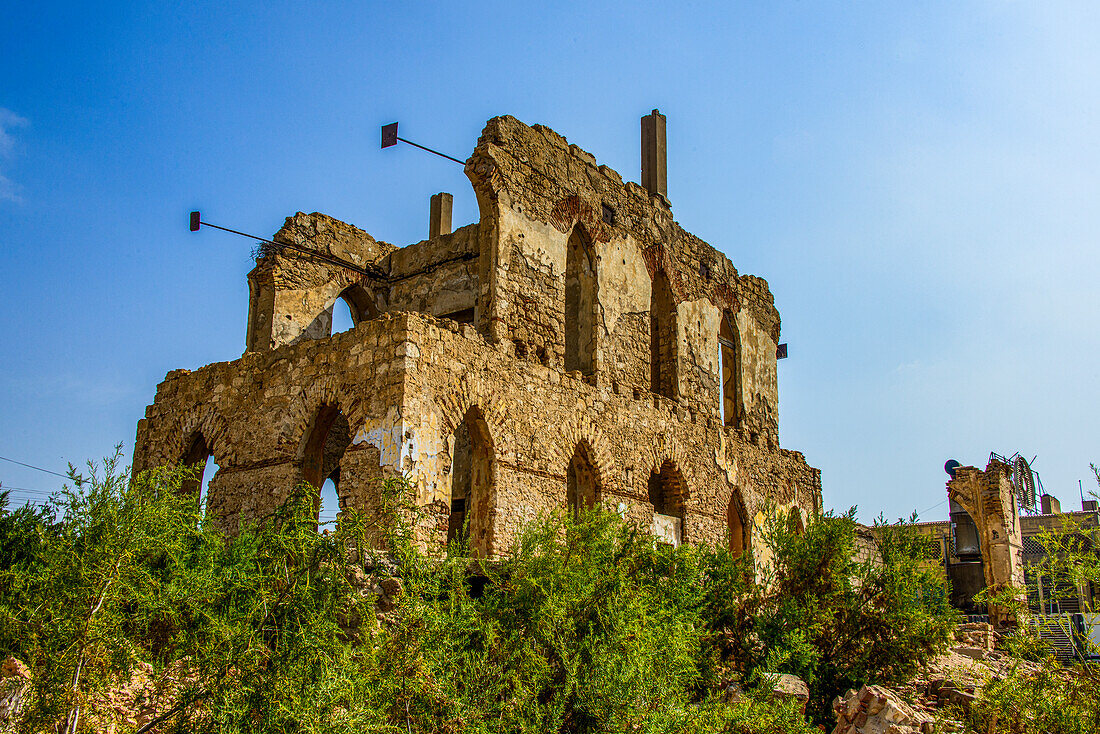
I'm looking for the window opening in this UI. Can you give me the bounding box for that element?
[440,307,475,324]
[719,314,741,427]
[564,226,597,375]
[727,489,747,556]
[649,461,686,546]
[331,296,355,335]
[650,269,677,398]
[319,475,339,529]
[301,406,351,528]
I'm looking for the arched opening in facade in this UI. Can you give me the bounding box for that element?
[786,507,805,535]
[727,489,748,557]
[180,433,219,516]
[564,225,597,375]
[447,406,494,555]
[719,314,742,427]
[331,297,356,335]
[566,442,599,519]
[329,284,378,337]
[300,405,352,526]
[319,476,340,529]
[650,268,678,398]
[648,460,687,546]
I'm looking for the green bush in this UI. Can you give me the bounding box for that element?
[966,658,1100,734]
[701,509,958,723]
[0,455,955,733]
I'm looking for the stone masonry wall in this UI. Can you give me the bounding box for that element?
[135,311,818,557]
[134,114,820,561]
[466,116,781,441]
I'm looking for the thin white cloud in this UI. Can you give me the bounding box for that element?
[0,108,29,203]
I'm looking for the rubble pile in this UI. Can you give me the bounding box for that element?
[831,684,935,734]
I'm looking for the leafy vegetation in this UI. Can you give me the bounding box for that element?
[961,464,1100,734]
[0,453,956,733]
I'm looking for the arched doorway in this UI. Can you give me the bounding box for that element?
[179,433,219,516]
[300,405,351,527]
[447,407,494,555]
[719,314,741,427]
[648,460,687,546]
[564,225,597,375]
[650,268,677,398]
[566,442,599,519]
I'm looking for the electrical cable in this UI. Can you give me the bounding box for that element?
[0,455,72,480]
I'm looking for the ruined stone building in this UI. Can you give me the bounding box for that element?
[133,111,821,559]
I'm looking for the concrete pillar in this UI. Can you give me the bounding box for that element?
[429,192,453,238]
[1040,494,1061,515]
[641,109,668,204]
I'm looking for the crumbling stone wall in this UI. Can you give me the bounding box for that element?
[947,460,1026,626]
[134,114,820,561]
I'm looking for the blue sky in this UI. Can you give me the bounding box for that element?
[2,1,1097,522]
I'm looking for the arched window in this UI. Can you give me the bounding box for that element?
[719,314,742,427]
[566,442,599,519]
[301,405,351,527]
[648,460,687,546]
[564,226,597,375]
[650,269,677,398]
[727,489,748,557]
[447,407,494,555]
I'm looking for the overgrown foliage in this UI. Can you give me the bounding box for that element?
[964,658,1100,734]
[0,454,956,732]
[704,509,957,723]
[962,464,1100,733]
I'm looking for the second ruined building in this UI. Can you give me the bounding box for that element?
[133,111,821,559]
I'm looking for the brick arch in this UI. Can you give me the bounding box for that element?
[279,376,366,458]
[638,434,698,498]
[549,195,611,243]
[168,405,233,467]
[710,283,740,315]
[432,378,508,449]
[548,420,618,495]
[641,243,686,303]
[650,459,689,505]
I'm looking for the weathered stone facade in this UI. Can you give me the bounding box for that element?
[133,113,821,559]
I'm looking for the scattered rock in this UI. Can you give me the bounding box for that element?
[0,659,29,681]
[767,673,809,714]
[379,576,403,598]
[832,684,935,734]
[0,657,31,724]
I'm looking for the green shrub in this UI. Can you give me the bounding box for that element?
[0,454,954,733]
[966,658,1100,734]
[700,509,958,724]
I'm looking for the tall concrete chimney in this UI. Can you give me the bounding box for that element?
[429,192,453,238]
[641,109,668,204]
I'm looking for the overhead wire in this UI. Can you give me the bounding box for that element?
[0,455,74,480]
